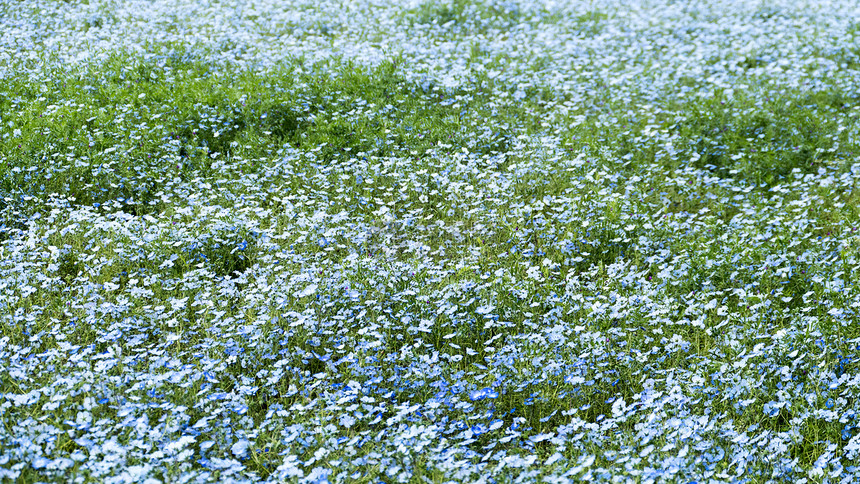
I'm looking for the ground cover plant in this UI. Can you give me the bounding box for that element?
[2,0,860,482]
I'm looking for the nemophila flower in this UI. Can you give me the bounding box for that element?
[230,439,250,458]
[3,1,860,482]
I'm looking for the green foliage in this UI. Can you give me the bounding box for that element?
[571,10,608,36]
[184,227,260,278]
[56,247,82,283]
[664,90,855,186]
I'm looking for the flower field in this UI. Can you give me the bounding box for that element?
[2,0,860,482]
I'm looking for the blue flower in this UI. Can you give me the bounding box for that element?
[469,388,499,401]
